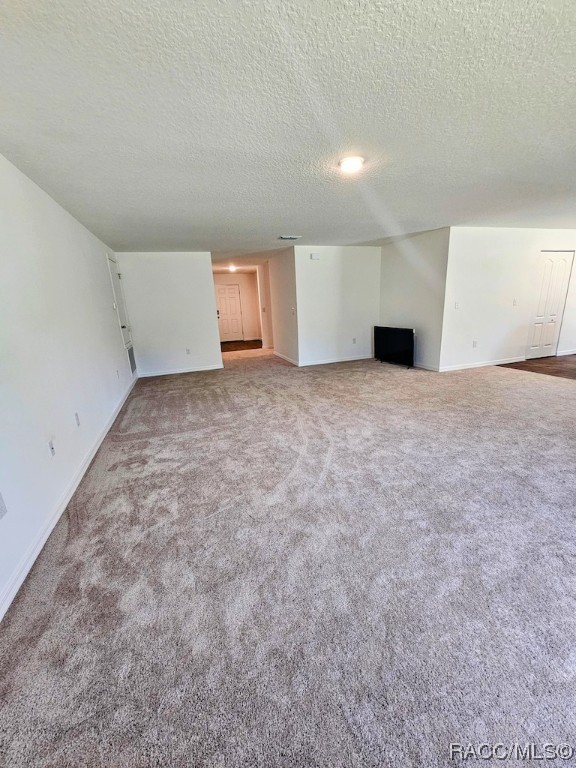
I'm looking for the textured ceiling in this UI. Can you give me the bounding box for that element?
[212,265,257,273]
[1,0,575,254]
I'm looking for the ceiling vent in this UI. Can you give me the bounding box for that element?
[278,235,302,241]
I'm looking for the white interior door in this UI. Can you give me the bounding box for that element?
[527,251,574,359]
[107,256,132,348]
[215,284,244,341]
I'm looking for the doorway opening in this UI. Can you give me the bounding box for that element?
[212,259,274,364]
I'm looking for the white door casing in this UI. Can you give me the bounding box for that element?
[527,251,574,359]
[215,284,244,341]
[107,255,132,348]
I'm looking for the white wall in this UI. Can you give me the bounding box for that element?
[213,271,262,340]
[440,227,576,371]
[380,228,450,370]
[294,245,381,366]
[0,154,135,619]
[257,262,274,348]
[118,252,222,377]
[268,249,299,365]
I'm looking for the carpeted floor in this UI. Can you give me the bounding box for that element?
[1,352,575,767]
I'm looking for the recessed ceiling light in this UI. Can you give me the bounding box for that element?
[278,235,302,241]
[339,156,365,174]
[229,265,237,272]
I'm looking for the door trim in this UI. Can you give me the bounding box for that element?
[215,282,245,342]
[526,250,574,360]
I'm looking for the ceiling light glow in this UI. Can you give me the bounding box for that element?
[339,156,365,174]
[229,265,237,272]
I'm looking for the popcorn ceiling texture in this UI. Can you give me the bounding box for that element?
[0,351,575,767]
[0,0,575,253]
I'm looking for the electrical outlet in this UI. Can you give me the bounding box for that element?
[513,298,517,307]
[472,340,477,348]
[352,337,357,344]
[186,348,191,355]
[116,369,120,379]
[75,412,80,427]
[454,302,460,310]
[48,440,56,456]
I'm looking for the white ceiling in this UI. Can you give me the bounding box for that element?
[1,0,575,255]
[212,265,257,273]
[211,248,290,266]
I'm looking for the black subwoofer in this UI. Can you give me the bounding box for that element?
[374,326,415,367]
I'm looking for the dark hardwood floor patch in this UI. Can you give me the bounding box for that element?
[500,354,576,381]
[221,340,263,352]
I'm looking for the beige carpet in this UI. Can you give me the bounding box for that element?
[1,351,575,767]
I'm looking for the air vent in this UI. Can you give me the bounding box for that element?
[278,235,302,241]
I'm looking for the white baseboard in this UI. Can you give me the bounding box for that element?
[298,354,373,367]
[0,377,137,622]
[439,356,525,372]
[557,349,576,356]
[242,337,263,342]
[414,362,440,372]
[273,351,299,366]
[138,363,223,378]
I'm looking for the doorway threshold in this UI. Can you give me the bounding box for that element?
[221,340,263,353]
